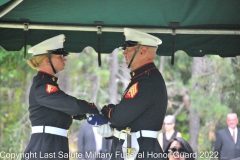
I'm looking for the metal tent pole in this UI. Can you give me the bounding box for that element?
[0,23,240,35]
[0,0,23,18]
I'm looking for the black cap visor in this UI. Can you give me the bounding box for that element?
[120,41,157,50]
[120,41,139,50]
[48,48,69,56]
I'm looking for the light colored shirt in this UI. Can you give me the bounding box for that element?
[228,127,238,144]
[92,127,102,153]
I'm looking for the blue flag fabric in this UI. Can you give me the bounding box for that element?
[87,114,108,126]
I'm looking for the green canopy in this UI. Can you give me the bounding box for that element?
[0,0,239,59]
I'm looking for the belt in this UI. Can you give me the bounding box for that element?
[32,126,69,137]
[113,129,158,140]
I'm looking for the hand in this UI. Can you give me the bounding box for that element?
[101,105,112,119]
[87,114,108,126]
[86,102,100,114]
[73,114,87,121]
[97,124,113,137]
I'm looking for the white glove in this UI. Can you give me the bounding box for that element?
[97,124,113,137]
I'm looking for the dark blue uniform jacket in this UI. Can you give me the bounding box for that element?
[107,63,168,160]
[22,71,99,160]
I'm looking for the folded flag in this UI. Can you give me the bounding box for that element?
[87,114,108,126]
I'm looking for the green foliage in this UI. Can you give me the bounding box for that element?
[176,110,190,140]
[162,53,239,152]
[0,45,239,156]
[65,49,111,106]
[0,46,34,154]
[162,51,193,84]
[188,56,237,151]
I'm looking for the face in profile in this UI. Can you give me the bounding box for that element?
[123,46,141,70]
[168,140,186,160]
[51,54,67,72]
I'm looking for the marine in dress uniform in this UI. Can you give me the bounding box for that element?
[22,35,99,160]
[96,28,168,160]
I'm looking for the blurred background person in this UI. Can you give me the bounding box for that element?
[78,121,112,160]
[214,113,240,160]
[164,137,195,160]
[158,115,182,151]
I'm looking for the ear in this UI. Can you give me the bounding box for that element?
[44,57,50,65]
[140,46,147,55]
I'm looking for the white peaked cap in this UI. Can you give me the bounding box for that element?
[28,34,66,56]
[124,28,162,46]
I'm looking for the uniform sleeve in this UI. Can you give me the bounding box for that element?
[214,131,222,159]
[34,83,99,116]
[107,80,156,127]
[73,115,87,121]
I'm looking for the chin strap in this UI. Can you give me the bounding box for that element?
[127,44,141,69]
[47,52,57,74]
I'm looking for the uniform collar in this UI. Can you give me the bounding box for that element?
[38,70,58,82]
[130,62,156,78]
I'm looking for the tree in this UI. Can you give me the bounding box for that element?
[160,52,236,152]
[0,46,33,153]
[0,45,239,157]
